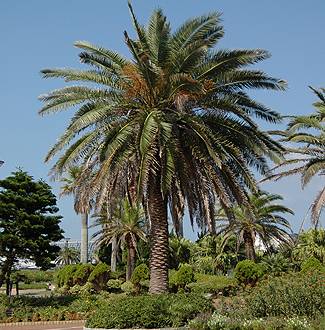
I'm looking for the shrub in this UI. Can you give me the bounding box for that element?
[131,264,149,284]
[301,256,324,273]
[121,281,136,294]
[234,260,265,286]
[107,279,123,292]
[73,264,94,285]
[86,293,212,329]
[18,270,54,284]
[187,274,237,296]
[192,256,216,275]
[88,263,110,291]
[56,265,78,288]
[246,271,325,318]
[170,264,195,290]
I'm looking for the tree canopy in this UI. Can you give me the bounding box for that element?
[0,170,64,288]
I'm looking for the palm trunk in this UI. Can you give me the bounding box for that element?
[111,236,118,272]
[243,230,256,261]
[148,173,169,294]
[126,237,136,281]
[80,213,88,264]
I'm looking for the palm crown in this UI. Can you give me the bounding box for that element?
[39,3,285,292]
[268,87,325,225]
[216,191,293,260]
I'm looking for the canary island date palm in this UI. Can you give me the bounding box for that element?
[55,246,80,266]
[60,166,89,264]
[39,3,285,292]
[92,199,146,280]
[216,192,293,260]
[267,87,325,226]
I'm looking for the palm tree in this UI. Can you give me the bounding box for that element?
[39,4,285,292]
[267,87,325,226]
[60,166,89,264]
[55,246,80,266]
[216,192,293,260]
[92,199,146,280]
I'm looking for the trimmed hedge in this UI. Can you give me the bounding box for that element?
[187,274,237,295]
[86,293,212,329]
[234,260,265,285]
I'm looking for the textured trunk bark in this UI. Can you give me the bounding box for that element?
[126,238,137,281]
[243,230,256,261]
[148,173,169,294]
[80,213,88,264]
[111,236,118,272]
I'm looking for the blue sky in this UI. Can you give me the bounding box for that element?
[0,0,324,240]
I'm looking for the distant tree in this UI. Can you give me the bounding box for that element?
[55,246,80,266]
[0,170,63,294]
[93,199,146,280]
[216,191,293,260]
[60,166,89,264]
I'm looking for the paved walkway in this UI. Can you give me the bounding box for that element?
[0,321,84,330]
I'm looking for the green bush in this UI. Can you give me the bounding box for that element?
[234,260,265,286]
[131,264,149,284]
[74,264,94,285]
[170,263,195,289]
[301,256,324,273]
[107,279,123,291]
[86,293,212,329]
[18,270,54,284]
[187,274,237,296]
[88,263,110,291]
[246,271,325,318]
[56,265,78,288]
[121,281,136,294]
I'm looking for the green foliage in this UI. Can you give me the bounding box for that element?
[56,265,78,288]
[0,170,64,286]
[88,263,110,291]
[246,271,325,318]
[86,293,212,329]
[107,279,123,291]
[234,260,265,285]
[17,270,54,283]
[301,256,324,273]
[188,274,237,296]
[261,254,291,276]
[121,281,136,295]
[130,263,149,284]
[74,264,94,285]
[0,294,101,322]
[192,256,217,275]
[170,264,195,289]
[293,229,325,263]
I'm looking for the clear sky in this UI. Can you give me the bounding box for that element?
[0,0,324,240]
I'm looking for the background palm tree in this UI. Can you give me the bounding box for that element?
[39,4,285,292]
[60,166,89,264]
[93,199,146,280]
[55,246,80,266]
[216,192,293,260]
[267,87,325,226]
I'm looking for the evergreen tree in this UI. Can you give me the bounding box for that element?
[0,170,64,292]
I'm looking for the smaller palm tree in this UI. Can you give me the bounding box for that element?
[92,199,146,280]
[55,247,80,266]
[216,191,293,260]
[60,166,90,264]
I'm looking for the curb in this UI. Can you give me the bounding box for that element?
[0,320,85,327]
[83,327,188,330]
